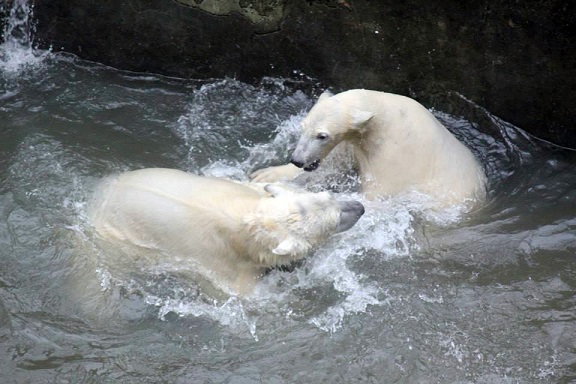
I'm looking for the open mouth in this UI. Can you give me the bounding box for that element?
[303,159,320,172]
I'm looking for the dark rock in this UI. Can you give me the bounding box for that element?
[5,0,575,147]
[173,0,286,33]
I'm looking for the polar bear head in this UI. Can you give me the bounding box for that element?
[290,91,374,171]
[244,183,364,266]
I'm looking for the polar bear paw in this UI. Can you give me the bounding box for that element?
[250,164,302,183]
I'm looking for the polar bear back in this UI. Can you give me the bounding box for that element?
[89,168,259,260]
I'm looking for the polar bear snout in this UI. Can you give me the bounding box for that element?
[290,158,304,168]
[291,142,322,171]
[335,200,365,233]
[290,157,320,171]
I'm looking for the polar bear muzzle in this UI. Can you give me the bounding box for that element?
[335,200,365,233]
[291,158,320,172]
[290,138,323,171]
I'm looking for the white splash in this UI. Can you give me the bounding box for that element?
[146,293,260,340]
[1,0,50,75]
[243,113,303,168]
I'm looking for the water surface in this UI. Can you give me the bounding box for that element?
[1,3,576,383]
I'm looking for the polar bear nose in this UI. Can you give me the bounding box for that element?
[335,200,365,233]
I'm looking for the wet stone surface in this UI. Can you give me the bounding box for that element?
[14,0,576,148]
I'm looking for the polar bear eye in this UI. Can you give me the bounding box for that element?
[316,132,329,141]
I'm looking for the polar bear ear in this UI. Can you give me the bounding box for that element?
[350,109,375,129]
[272,237,299,255]
[317,90,333,103]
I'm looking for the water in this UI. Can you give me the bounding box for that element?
[0,0,48,74]
[1,4,576,383]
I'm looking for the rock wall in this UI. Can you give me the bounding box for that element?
[8,0,575,147]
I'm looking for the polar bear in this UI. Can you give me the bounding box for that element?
[86,168,364,299]
[251,89,487,208]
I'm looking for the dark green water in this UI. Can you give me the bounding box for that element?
[1,3,576,382]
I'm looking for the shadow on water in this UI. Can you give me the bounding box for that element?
[1,2,576,383]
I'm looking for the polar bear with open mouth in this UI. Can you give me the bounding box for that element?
[251,89,486,208]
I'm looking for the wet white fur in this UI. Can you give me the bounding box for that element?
[252,89,486,208]
[88,168,350,297]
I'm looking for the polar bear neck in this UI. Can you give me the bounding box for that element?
[240,217,309,268]
[337,90,457,197]
[240,196,339,267]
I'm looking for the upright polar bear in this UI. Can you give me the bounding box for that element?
[87,168,364,298]
[251,89,487,208]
